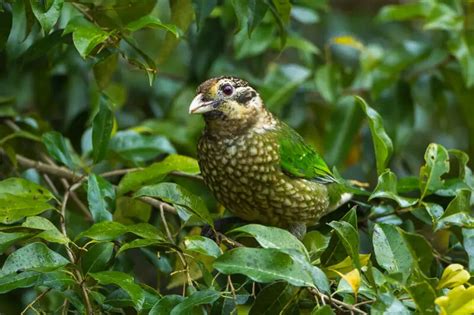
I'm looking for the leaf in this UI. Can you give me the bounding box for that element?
[125,15,181,38]
[370,170,417,208]
[109,130,176,163]
[325,254,371,278]
[338,269,360,297]
[0,11,12,52]
[87,174,114,222]
[22,216,69,244]
[92,98,114,163]
[0,177,55,224]
[419,143,450,200]
[312,305,335,315]
[355,96,393,174]
[406,272,438,314]
[372,293,410,315]
[372,224,413,281]
[0,271,40,294]
[229,224,309,259]
[249,282,296,315]
[271,0,291,24]
[30,0,63,34]
[214,247,315,287]
[437,264,470,289]
[77,221,165,242]
[134,182,212,226]
[331,35,364,51]
[90,271,145,311]
[170,289,220,315]
[81,242,114,274]
[247,0,268,35]
[192,0,217,30]
[449,34,474,88]
[437,190,473,230]
[435,285,474,315]
[117,239,168,255]
[118,154,200,195]
[42,131,80,169]
[64,17,109,58]
[184,236,221,258]
[462,228,474,273]
[0,231,32,254]
[376,2,429,22]
[327,221,360,269]
[399,230,433,275]
[0,243,69,276]
[315,63,341,104]
[150,295,184,315]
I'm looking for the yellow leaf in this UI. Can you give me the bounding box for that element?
[331,35,364,51]
[334,268,361,298]
[435,285,474,315]
[437,264,471,289]
[324,254,370,278]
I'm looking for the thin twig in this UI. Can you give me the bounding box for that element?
[308,287,367,315]
[100,168,142,178]
[160,204,174,242]
[21,288,51,315]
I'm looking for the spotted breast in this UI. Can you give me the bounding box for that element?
[197,127,330,228]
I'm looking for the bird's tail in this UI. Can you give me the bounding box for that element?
[328,191,353,212]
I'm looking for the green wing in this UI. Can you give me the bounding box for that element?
[275,122,337,184]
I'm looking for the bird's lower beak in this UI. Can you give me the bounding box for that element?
[189,94,219,114]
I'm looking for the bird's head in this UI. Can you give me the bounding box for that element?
[189,76,265,124]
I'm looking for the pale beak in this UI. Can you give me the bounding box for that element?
[189,93,220,114]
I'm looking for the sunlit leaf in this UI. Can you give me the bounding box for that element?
[437,264,470,289]
[435,285,474,315]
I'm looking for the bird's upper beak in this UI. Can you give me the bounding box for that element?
[189,93,220,114]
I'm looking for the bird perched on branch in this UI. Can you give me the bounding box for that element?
[189,76,350,238]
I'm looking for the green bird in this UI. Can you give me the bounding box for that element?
[189,76,350,238]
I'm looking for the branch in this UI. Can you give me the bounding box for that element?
[308,288,367,315]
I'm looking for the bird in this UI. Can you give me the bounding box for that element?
[189,76,350,238]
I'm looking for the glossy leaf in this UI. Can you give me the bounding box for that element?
[81,242,114,274]
[90,271,145,311]
[118,154,199,195]
[419,143,450,199]
[437,190,473,230]
[134,182,212,226]
[249,282,296,315]
[22,216,69,244]
[87,174,114,222]
[126,15,181,38]
[214,247,315,287]
[30,0,63,34]
[370,170,417,208]
[355,96,393,175]
[64,17,109,58]
[92,98,114,163]
[0,178,55,224]
[192,0,217,30]
[184,235,221,258]
[42,131,80,169]
[0,243,69,276]
[327,221,360,269]
[170,289,220,315]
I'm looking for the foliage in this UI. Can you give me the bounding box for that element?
[0,0,473,314]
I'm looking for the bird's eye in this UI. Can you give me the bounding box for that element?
[221,84,234,96]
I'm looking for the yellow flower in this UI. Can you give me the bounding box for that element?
[437,264,471,289]
[435,285,474,315]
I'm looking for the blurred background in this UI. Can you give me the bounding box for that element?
[1,0,472,185]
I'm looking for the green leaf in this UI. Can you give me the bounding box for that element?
[109,130,176,163]
[81,242,114,274]
[436,189,473,230]
[249,282,296,315]
[449,34,474,88]
[214,247,315,287]
[192,0,217,30]
[315,63,341,104]
[30,0,63,34]
[327,221,360,269]
[399,230,433,275]
[64,17,109,58]
[234,23,274,59]
[42,131,80,169]
[247,0,268,35]
[355,96,393,175]
[435,285,474,315]
[0,177,55,224]
[0,271,40,294]
[372,224,413,281]
[419,143,450,200]
[118,154,200,195]
[92,98,114,163]
[230,224,309,259]
[321,207,357,266]
[271,0,291,24]
[312,305,335,315]
[184,236,221,258]
[170,289,220,315]
[39,270,75,290]
[0,231,32,254]
[376,3,430,22]
[87,174,114,222]
[150,295,184,315]
[77,221,165,242]
[370,170,417,208]
[0,243,69,276]
[462,228,474,273]
[22,216,69,244]
[90,271,145,311]
[117,238,168,255]
[372,293,410,315]
[134,182,212,226]
[125,15,181,38]
[406,271,437,314]
[0,11,12,52]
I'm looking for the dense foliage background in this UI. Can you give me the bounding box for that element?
[0,0,473,314]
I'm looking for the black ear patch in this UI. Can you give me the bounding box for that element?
[236,89,257,104]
